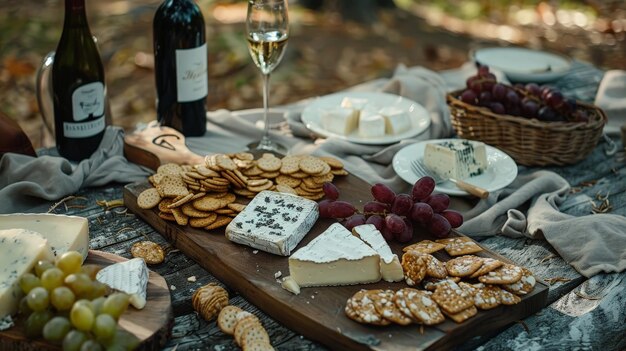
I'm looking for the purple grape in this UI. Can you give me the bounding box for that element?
[505,90,520,106]
[371,183,396,204]
[525,83,540,96]
[327,201,356,218]
[478,91,492,106]
[412,176,435,201]
[365,214,384,231]
[482,74,496,91]
[391,194,413,216]
[322,182,340,201]
[521,98,540,118]
[492,83,507,101]
[428,214,452,238]
[410,202,434,225]
[343,214,367,231]
[380,224,394,241]
[540,86,552,100]
[425,194,450,213]
[394,218,414,243]
[363,201,389,214]
[466,76,482,93]
[572,109,589,123]
[538,106,562,122]
[460,89,477,105]
[385,214,405,234]
[506,104,522,117]
[489,102,505,115]
[441,210,463,228]
[477,65,490,76]
[546,91,564,108]
[318,199,332,218]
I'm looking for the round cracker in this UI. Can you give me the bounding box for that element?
[137,188,162,209]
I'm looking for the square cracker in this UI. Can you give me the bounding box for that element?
[436,236,483,256]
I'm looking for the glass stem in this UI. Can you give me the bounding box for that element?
[259,72,271,149]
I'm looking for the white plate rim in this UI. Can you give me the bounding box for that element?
[392,139,518,196]
[472,47,572,82]
[301,92,431,145]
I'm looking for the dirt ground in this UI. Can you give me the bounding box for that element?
[1,0,624,149]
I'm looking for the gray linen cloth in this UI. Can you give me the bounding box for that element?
[0,126,151,213]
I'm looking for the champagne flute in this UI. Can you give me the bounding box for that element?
[246,0,289,153]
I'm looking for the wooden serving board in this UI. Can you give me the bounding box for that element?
[0,251,173,351]
[124,175,548,350]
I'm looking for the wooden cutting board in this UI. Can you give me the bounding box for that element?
[0,251,172,351]
[123,176,548,350]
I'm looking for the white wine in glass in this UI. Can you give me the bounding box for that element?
[246,0,289,153]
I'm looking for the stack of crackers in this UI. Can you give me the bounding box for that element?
[135,152,348,231]
[218,305,274,351]
[346,236,537,326]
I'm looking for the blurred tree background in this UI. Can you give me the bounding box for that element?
[0,0,624,148]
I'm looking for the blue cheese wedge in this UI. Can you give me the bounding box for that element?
[0,213,89,261]
[288,223,381,287]
[352,224,404,282]
[0,229,55,319]
[225,191,319,256]
[96,258,149,309]
[423,140,488,180]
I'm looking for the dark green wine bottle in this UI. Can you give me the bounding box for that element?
[154,0,208,137]
[52,0,108,161]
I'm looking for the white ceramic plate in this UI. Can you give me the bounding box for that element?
[301,92,430,145]
[473,47,572,83]
[392,139,518,196]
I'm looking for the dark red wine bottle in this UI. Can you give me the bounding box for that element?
[52,0,108,161]
[153,0,208,137]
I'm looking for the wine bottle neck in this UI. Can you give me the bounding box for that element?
[64,0,89,27]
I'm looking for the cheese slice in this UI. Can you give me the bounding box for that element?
[288,223,381,287]
[340,97,368,110]
[352,224,404,282]
[358,110,386,138]
[380,107,411,135]
[226,191,319,256]
[0,229,55,319]
[96,258,149,309]
[423,140,488,180]
[320,106,359,135]
[0,214,89,261]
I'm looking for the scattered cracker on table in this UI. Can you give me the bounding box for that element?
[131,240,165,265]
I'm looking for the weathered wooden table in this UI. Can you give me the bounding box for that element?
[14,63,626,350]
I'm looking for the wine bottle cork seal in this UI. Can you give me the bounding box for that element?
[130,240,165,265]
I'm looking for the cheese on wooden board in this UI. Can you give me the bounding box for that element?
[352,224,404,282]
[423,140,488,180]
[0,229,55,319]
[320,106,359,135]
[225,191,319,256]
[96,258,149,309]
[380,106,411,135]
[288,223,381,287]
[0,213,89,261]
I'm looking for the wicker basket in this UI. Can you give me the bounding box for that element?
[447,90,607,166]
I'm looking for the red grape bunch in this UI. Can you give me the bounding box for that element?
[460,65,589,123]
[318,177,463,243]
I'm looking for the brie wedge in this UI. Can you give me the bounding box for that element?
[96,258,149,309]
[352,224,404,282]
[288,223,381,287]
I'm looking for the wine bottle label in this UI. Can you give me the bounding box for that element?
[65,82,106,138]
[175,44,208,102]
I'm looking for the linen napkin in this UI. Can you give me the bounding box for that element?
[594,70,626,136]
[459,170,626,278]
[0,126,151,213]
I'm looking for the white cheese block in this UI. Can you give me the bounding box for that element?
[358,110,386,138]
[225,191,319,256]
[288,223,381,287]
[0,229,55,319]
[380,106,412,135]
[320,106,359,135]
[0,213,89,261]
[96,258,149,309]
[280,276,301,295]
[352,224,404,282]
[423,140,488,180]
